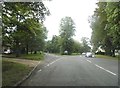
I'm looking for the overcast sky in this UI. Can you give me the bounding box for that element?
[43,0,98,42]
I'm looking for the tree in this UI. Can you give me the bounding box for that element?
[45,35,61,53]
[2,2,50,56]
[105,2,120,56]
[81,37,91,52]
[28,26,48,54]
[73,40,82,54]
[59,17,75,55]
[90,2,120,56]
[0,27,2,53]
[51,35,61,53]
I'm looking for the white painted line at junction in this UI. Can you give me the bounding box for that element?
[49,61,55,65]
[47,64,50,67]
[87,60,92,63]
[38,58,62,73]
[49,60,58,65]
[95,64,117,76]
[44,65,47,68]
[45,58,62,67]
[38,69,42,72]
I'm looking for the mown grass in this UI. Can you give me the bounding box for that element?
[2,60,32,86]
[71,53,81,55]
[52,53,81,56]
[95,55,119,60]
[20,53,44,61]
[2,53,44,61]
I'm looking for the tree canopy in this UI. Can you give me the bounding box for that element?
[45,17,91,55]
[90,2,120,56]
[2,2,50,56]
[59,17,75,55]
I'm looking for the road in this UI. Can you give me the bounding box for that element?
[21,54,118,86]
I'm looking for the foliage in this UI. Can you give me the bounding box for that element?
[45,35,60,53]
[2,2,50,56]
[44,16,91,55]
[81,37,91,53]
[59,17,75,55]
[90,2,120,56]
[72,40,82,54]
[45,36,90,54]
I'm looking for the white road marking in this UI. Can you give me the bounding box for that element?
[44,65,47,68]
[38,69,42,72]
[87,60,92,63]
[95,64,117,76]
[85,58,117,76]
[38,56,62,73]
[45,58,61,67]
[49,61,55,65]
[47,64,50,67]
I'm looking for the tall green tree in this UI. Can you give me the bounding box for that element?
[105,2,120,55]
[73,40,82,54]
[2,2,50,56]
[81,37,91,52]
[45,35,61,53]
[90,2,120,56]
[90,2,109,54]
[59,17,75,55]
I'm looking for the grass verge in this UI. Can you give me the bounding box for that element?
[52,53,80,56]
[2,53,44,61]
[2,60,32,86]
[20,53,44,61]
[71,53,80,55]
[95,55,118,60]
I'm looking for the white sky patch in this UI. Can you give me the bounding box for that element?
[43,0,98,42]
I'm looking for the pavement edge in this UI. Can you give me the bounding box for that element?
[13,61,41,87]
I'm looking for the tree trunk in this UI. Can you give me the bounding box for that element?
[16,41,20,57]
[34,51,37,54]
[26,44,28,54]
[105,47,112,56]
[31,50,33,54]
[112,49,115,57]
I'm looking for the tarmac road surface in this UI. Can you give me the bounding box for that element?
[21,54,118,86]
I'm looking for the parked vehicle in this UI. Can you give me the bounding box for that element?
[82,52,86,57]
[64,50,68,55]
[4,49,11,54]
[85,52,95,57]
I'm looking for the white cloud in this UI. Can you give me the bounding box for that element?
[43,0,98,41]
